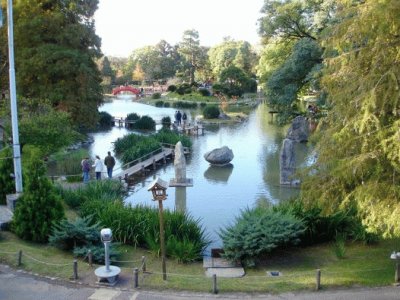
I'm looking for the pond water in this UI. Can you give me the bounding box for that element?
[88,95,311,251]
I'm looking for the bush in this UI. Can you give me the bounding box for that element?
[219,207,304,266]
[198,88,211,97]
[126,113,140,122]
[131,115,156,130]
[167,85,177,92]
[203,105,220,119]
[0,147,14,205]
[155,100,164,107]
[152,92,161,99]
[98,111,113,127]
[51,148,88,180]
[161,116,171,128]
[12,148,64,242]
[173,101,197,109]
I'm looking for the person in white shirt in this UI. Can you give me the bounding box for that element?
[92,155,103,180]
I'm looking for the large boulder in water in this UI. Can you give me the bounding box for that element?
[204,146,234,166]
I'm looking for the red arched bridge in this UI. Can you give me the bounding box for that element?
[112,86,141,95]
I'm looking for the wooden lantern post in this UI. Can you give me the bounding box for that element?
[148,177,168,280]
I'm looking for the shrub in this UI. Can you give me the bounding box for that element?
[121,137,160,164]
[161,116,171,128]
[51,148,88,180]
[152,92,161,99]
[12,148,64,242]
[131,115,156,130]
[0,147,14,205]
[219,207,304,266]
[200,102,207,107]
[198,88,211,97]
[203,105,220,119]
[98,111,113,127]
[173,101,197,109]
[167,85,177,92]
[164,102,170,108]
[155,100,164,107]
[126,113,140,122]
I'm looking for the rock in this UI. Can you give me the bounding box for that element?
[204,146,234,166]
[286,116,309,142]
[280,138,297,185]
[174,141,186,183]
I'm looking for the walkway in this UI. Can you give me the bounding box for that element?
[112,146,175,180]
[0,264,399,300]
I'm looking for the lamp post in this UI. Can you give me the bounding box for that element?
[148,177,168,281]
[2,0,23,193]
[390,251,400,284]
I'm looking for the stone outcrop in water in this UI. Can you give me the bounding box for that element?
[204,146,234,166]
[286,116,309,142]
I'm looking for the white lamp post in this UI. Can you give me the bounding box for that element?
[2,0,23,193]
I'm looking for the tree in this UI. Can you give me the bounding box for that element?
[0,147,15,205]
[266,38,322,115]
[208,39,257,80]
[219,65,253,97]
[0,0,103,129]
[178,29,202,84]
[301,0,400,237]
[12,147,64,242]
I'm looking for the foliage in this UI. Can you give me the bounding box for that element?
[155,100,164,107]
[98,111,113,127]
[178,30,203,84]
[16,107,80,155]
[219,207,304,266]
[203,105,220,119]
[152,92,161,99]
[300,0,400,237]
[161,116,171,128]
[12,148,64,242]
[126,113,140,122]
[49,148,89,180]
[79,198,210,261]
[130,115,156,131]
[121,137,160,164]
[198,88,211,97]
[49,216,102,250]
[172,101,198,109]
[176,83,193,95]
[1,0,103,128]
[167,85,177,92]
[208,39,257,79]
[265,38,323,121]
[219,65,253,97]
[0,147,15,205]
[333,233,346,259]
[55,180,127,209]
[73,244,119,264]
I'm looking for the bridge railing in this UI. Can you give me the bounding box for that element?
[160,143,190,154]
[116,147,165,172]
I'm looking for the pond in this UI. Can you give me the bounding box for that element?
[88,95,311,251]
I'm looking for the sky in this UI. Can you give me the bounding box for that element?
[94,0,265,57]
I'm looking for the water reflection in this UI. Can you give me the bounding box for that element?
[203,164,234,184]
[86,99,313,249]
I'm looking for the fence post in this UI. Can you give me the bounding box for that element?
[17,250,22,266]
[316,269,321,290]
[152,158,156,170]
[141,256,146,272]
[212,274,218,294]
[133,268,139,288]
[88,250,93,267]
[73,259,78,280]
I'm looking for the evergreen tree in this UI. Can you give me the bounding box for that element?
[12,148,64,242]
[301,0,400,237]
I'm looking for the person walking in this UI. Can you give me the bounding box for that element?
[81,157,91,183]
[182,112,187,127]
[92,155,103,180]
[104,151,116,179]
[176,110,182,125]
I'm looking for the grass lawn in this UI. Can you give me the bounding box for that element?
[1,231,399,293]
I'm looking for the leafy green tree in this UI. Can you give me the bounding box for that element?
[266,38,322,116]
[301,0,400,237]
[0,0,103,129]
[208,38,257,79]
[219,65,253,97]
[12,148,64,242]
[0,147,15,204]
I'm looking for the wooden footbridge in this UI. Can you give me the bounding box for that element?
[112,143,190,180]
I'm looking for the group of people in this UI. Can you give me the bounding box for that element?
[174,110,187,126]
[81,151,116,183]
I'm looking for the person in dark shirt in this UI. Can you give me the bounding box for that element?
[104,151,116,178]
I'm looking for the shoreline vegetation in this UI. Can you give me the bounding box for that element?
[0,231,398,293]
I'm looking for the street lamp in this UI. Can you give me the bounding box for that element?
[1,0,23,193]
[148,177,168,280]
[390,251,400,284]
